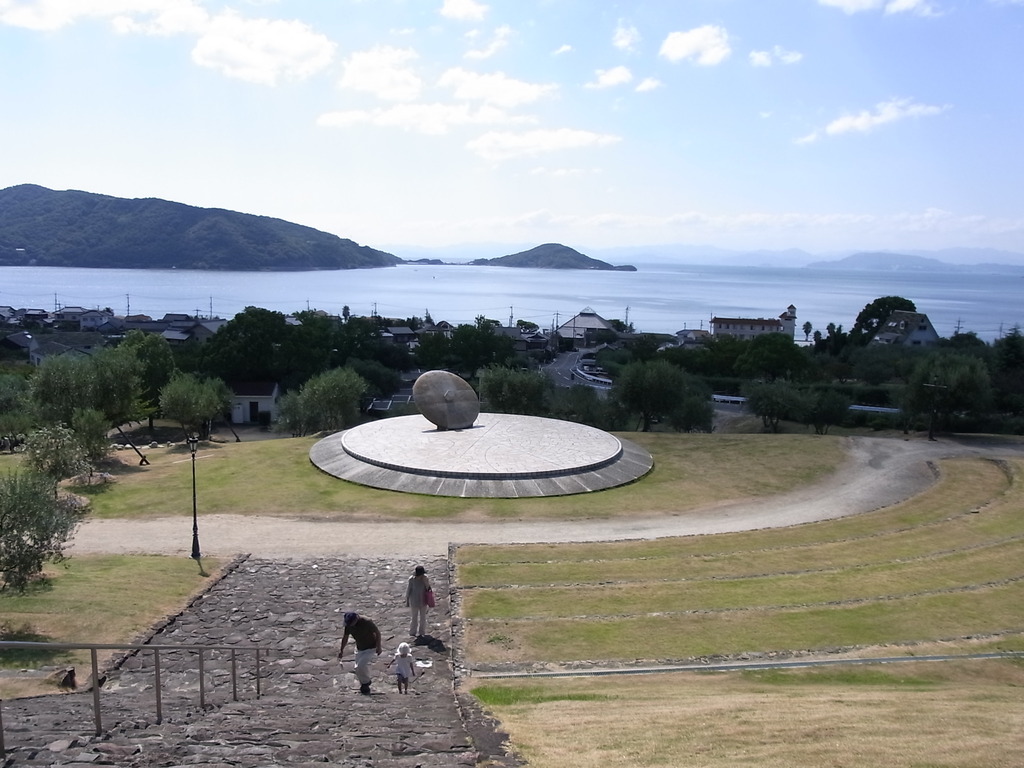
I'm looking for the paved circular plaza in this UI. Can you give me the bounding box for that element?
[309,413,654,498]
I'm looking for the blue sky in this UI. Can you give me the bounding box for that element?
[2,0,1022,259]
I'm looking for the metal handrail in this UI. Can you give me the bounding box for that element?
[0,640,269,757]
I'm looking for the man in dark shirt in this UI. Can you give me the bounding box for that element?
[338,611,382,694]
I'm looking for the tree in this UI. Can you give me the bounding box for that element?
[28,348,144,430]
[23,425,89,484]
[848,343,920,386]
[118,329,177,425]
[667,392,715,433]
[0,373,32,437]
[0,470,84,591]
[346,358,401,398]
[735,333,808,382]
[904,353,992,439]
[991,326,1024,417]
[802,321,813,342]
[72,407,112,469]
[29,354,94,426]
[479,366,550,416]
[277,368,368,435]
[626,334,662,362]
[200,306,292,383]
[699,335,748,378]
[549,385,620,429]
[802,389,852,435]
[90,346,145,427]
[613,359,696,432]
[160,373,231,437]
[448,320,515,378]
[287,310,340,383]
[850,296,916,344]
[743,381,805,433]
[415,332,453,371]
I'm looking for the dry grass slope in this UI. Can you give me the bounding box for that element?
[463,458,1024,767]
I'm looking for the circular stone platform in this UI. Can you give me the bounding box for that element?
[309,413,654,498]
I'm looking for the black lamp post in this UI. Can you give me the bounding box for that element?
[187,434,201,560]
[922,380,947,442]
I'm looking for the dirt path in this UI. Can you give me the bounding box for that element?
[69,435,1024,559]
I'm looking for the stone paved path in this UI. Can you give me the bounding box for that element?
[1,556,519,767]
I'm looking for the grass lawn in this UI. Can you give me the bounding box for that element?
[461,456,1024,767]
[0,555,223,698]
[470,661,1024,768]
[48,431,846,521]
[458,458,1024,665]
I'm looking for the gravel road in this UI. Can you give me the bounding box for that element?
[68,435,1024,559]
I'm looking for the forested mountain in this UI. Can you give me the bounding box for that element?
[469,243,637,271]
[0,184,401,271]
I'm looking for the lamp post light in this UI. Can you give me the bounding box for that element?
[187,435,201,560]
[922,380,948,442]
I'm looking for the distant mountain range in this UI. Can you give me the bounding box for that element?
[0,184,401,271]
[468,243,636,271]
[3,185,1021,274]
[805,251,1024,275]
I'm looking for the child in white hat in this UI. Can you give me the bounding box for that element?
[386,642,418,694]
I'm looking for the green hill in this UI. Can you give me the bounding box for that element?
[0,184,401,271]
[469,243,636,271]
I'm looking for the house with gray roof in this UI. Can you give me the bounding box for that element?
[872,310,940,347]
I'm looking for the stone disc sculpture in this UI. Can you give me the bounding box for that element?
[411,370,480,430]
[308,370,654,498]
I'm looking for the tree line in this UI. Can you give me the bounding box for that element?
[3,296,1022,590]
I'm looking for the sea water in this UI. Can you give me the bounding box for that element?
[1,262,1020,342]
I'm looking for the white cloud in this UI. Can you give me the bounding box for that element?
[818,0,940,15]
[438,67,557,108]
[439,0,487,22]
[111,2,208,36]
[466,128,621,161]
[317,102,532,135]
[825,97,949,135]
[528,166,591,178]
[465,24,511,60]
[0,1,334,85]
[818,0,883,11]
[884,0,940,15]
[749,50,772,67]
[635,77,661,92]
[339,46,422,101]
[659,25,731,66]
[775,47,803,64]
[190,11,335,85]
[585,65,632,90]
[749,45,803,67]
[0,0,176,30]
[613,20,640,52]
[552,44,573,55]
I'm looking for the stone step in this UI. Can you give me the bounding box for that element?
[1,556,518,767]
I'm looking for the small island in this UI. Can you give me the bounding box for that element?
[469,243,637,271]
